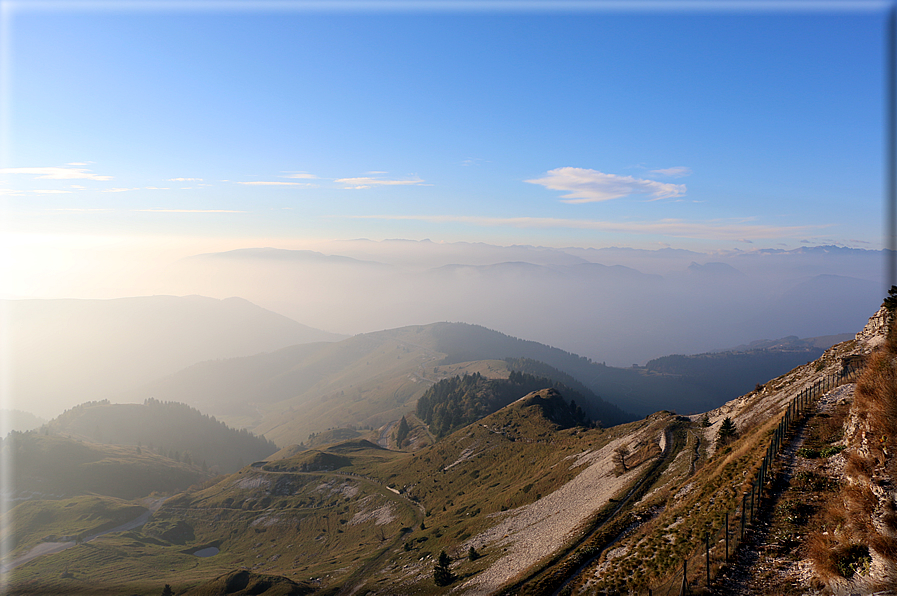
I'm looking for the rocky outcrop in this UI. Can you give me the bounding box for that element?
[856,304,889,348]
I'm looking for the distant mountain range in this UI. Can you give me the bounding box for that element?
[4,295,345,419]
[162,241,883,366]
[131,321,847,445]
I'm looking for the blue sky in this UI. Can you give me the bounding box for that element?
[0,1,890,278]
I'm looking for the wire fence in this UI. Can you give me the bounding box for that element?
[642,364,861,596]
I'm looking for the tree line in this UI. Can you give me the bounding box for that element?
[416,371,593,438]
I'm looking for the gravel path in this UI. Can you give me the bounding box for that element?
[457,427,662,595]
[713,384,854,596]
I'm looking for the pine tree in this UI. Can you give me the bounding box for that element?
[884,285,897,313]
[434,550,455,586]
[717,417,737,445]
[395,416,411,448]
[161,584,173,596]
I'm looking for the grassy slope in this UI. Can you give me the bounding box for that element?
[8,333,874,596]
[562,336,871,594]
[2,495,147,558]
[2,433,203,500]
[141,324,513,446]
[6,390,629,595]
[137,321,827,452]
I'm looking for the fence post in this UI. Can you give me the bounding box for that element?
[680,559,688,596]
[741,494,746,539]
[749,483,754,523]
[725,511,729,562]
[706,534,710,588]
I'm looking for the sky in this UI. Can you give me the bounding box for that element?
[0,0,892,299]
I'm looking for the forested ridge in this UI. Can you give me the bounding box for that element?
[416,371,592,438]
[47,398,278,473]
[504,357,633,425]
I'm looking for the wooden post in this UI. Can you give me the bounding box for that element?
[725,511,729,562]
[680,559,688,596]
[706,534,710,588]
[750,482,755,523]
[741,494,746,539]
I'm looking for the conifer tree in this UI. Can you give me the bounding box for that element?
[434,550,455,586]
[395,416,410,447]
[717,417,737,445]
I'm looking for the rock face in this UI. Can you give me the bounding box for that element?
[856,304,889,348]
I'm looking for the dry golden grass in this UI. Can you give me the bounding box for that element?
[807,321,897,588]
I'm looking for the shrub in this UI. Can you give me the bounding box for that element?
[835,544,871,578]
[820,445,846,458]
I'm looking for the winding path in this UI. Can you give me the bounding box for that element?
[1,496,168,574]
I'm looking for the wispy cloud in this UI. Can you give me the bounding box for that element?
[49,208,112,212]
[348,214,820,241]
[526,167,686,203]
[144,186,169,190]
[0,166,112,181]
[103,187,138,193]
[168,177,203,182]
[133,209,246,213]
[335,176,424,190]
[1,188,73,195]
[281,172,317,179]
[235,181,310,186]
[650,166,692,178]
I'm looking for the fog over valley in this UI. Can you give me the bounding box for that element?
[1,4,892,595]
[4,240,882,424]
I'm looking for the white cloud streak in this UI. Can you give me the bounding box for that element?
[168,177,203,182]
[133,209,246,213]
[1,188,73,195]
[281,172,317,179]
[348,214,821,240]
[235,181,309,186]
[0,166,112,181]
[335,176,424,190]
[649,166,692,178]
[526,167,686,203]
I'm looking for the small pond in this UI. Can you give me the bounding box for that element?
[193,547,220,558]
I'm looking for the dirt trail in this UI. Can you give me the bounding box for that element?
[713,384,854,595]
[378,420,397,448]
[458,425,671,595]
[0,496,168,573]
